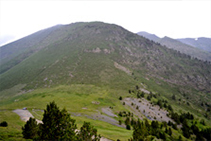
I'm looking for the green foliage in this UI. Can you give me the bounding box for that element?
[0,121,8,127]
[132,119,168,140]
[119,96,122,100]
[38,101,77,140]
[0,111,24,140]
[77,121,101,141]
[172,94,176,100]
[21,101,103,140]
[22,117,38,139]
[126,124,131,130]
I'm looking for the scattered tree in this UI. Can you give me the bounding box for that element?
[22,117,38,139]
[119,96,122,100]
[77,121,101,141]
[119,120,122,125]
[126,124,131,130]
[172,94,176,100]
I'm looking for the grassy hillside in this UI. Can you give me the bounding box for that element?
[0,22,211,140]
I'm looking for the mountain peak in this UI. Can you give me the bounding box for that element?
[137,31,160,42]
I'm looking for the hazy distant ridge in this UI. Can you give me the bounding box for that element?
[137,31,211,61]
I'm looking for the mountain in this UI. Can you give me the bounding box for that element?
[137,31,160,42]
[178,37,211,53]
[1,22,210,92]
[159,36,211,61]
[137,32,211,62]
[0,24,64,74]
[1,22,211,140]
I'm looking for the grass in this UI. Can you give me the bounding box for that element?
[74,116,132,140]
[0,84,133,140]
[0,110,25,140]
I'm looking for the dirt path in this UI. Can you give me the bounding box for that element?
[13,109,42,124]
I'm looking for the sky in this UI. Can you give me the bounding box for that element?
[0,0,211,46]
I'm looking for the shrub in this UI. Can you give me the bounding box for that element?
[119,120,122,125]
[126,124,131,130]
[0,121,8,127]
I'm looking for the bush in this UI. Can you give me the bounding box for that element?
[119,96,122,100]
[126,124,131,130]
[0,121,8,127]
[119,120,122,125]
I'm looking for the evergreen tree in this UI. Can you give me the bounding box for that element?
[133,121,148,141]
[168,128,172,136]
[77,121,101,141]
[38,101,77,140]
[172,94,176,100]
[141,92,145,97]
[126,124,131,130]
[22,117,38,139]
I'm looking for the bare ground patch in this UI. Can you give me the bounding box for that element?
[13,109,42,124]
[123,98,173,122]
[102,107,118,118]
[114,62,132,75]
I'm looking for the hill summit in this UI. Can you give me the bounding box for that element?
[0,22,211,93]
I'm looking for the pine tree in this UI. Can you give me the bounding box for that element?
[77,121,101,141]
[38,101,77,140]
[22,117,38,139]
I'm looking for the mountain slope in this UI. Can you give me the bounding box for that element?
[0,25,63,74]
[178,37,211,53]
[0,22,210,96]
[1,22,211,140]
[159,36,211,61]
[137,31,160,42]
[137,32,211,61]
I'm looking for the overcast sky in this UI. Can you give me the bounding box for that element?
[0,0,211,46]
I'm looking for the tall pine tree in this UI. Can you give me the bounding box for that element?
[22,117,38,139]
[38,101,77,140]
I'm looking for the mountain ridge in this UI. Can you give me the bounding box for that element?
[178,37,211,53]
[137,31,211,61]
